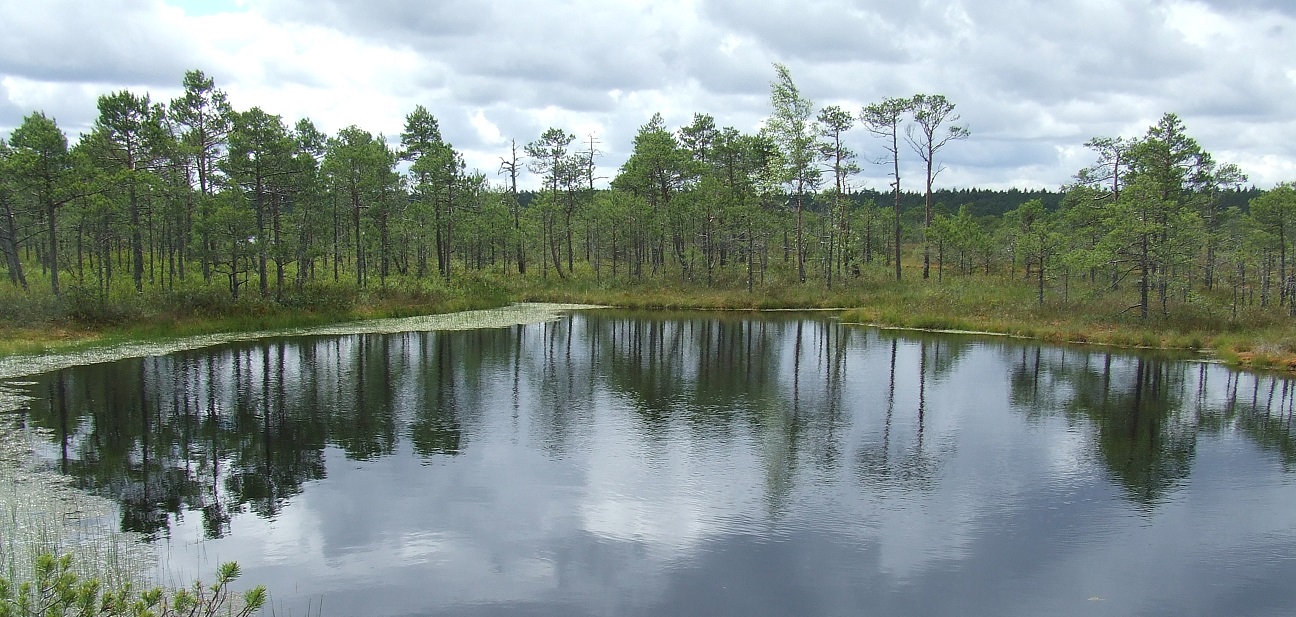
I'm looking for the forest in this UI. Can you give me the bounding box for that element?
[0,65,1293,342]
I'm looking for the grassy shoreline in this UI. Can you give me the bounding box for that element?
[520,277,1295,371]
[3,275,1295,374]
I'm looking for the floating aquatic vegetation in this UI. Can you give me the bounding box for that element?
[0,302,602,381]
[0,303,600,591]
[295,302,603,337]
[0,417,153,590]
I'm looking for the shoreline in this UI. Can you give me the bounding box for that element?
[1,295,1288,376]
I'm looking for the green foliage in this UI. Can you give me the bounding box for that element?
[274,280,358,313]
[1,65,1295,372]
[59,285,143,325]
[764,63,821,196]
[0,553,264,617]
[763,63,822,283]
[907,93,970,280]
[859,96,914,281]
[1249,183,1296,289]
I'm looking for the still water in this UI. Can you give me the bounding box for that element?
[8,311,1296,616]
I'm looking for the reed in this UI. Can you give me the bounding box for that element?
[0,418,153,593]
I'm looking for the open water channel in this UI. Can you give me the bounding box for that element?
[5,307,1296,616]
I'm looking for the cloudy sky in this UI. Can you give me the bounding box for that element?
[2,0,1294,191]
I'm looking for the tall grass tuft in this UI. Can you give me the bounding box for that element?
[0,416,153,594]
[1,392,264,617]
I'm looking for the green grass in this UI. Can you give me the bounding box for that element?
[0,272,516,358]
[0,419,152,593]
[832,275,1296,370]
[522,268,1296,372]
[4,262,1296,373]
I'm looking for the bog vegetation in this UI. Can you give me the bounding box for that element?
[1,62,1295,612]
[0,64,1292,363]
[0,417,263,617]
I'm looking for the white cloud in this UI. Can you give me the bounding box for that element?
[2,0,1293,189]
[468,109,505,146]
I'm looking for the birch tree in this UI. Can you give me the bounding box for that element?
[764,63,821,283]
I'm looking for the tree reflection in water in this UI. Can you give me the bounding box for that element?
[9,312,1296,544]
[1006,344,1296,507]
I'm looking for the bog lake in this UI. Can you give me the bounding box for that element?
[3,305,1295,616]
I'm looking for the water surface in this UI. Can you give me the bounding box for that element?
[8,311,1296,616]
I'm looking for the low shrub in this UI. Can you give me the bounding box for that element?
[57,286,141,326]
[0,553,265,617]
[277,281,357,314]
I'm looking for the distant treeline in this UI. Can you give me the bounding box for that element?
[513,186,1262,221]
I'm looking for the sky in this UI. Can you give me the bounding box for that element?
[1,0,1294,192]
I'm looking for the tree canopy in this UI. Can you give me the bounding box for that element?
[0,66,1286,326]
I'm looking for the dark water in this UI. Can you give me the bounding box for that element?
[8,311,1296,617]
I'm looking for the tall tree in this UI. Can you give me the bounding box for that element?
[570,132,602,272]
[323,126,392,288]
[679,114,721,282]
[8,113,80,296]
[1250,183,1296,304]
[612,114,689,276]
[1197,156,1245,293]
[1129,113,1209,316]
[224,107,297,296]
[708,127,773,290]
[763,63,821,283]
[817,105,857,289]
[1065,136,1136,287]
[0,142,26,289]
[1074,136,1134,205]
[290,118,327,285]
[498,138,525,274]
[907,93,969,279]
[1006,199,1060,306]
[169,69,233,281]
[1083,113,1218,318]
[679,113,718,164]
[93,90,164,292]
[860,97,912,281]
[401,105,460,279]
[526,128,576,278]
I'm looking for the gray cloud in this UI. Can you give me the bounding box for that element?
[1,0,1293,187]
[0,81,112,142]
[0,0,197,86]
[1194,0,1296,16]
[699,0,915,65]
[262,0,493,40]
[263,1,691,95]
[0,84,21,137]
